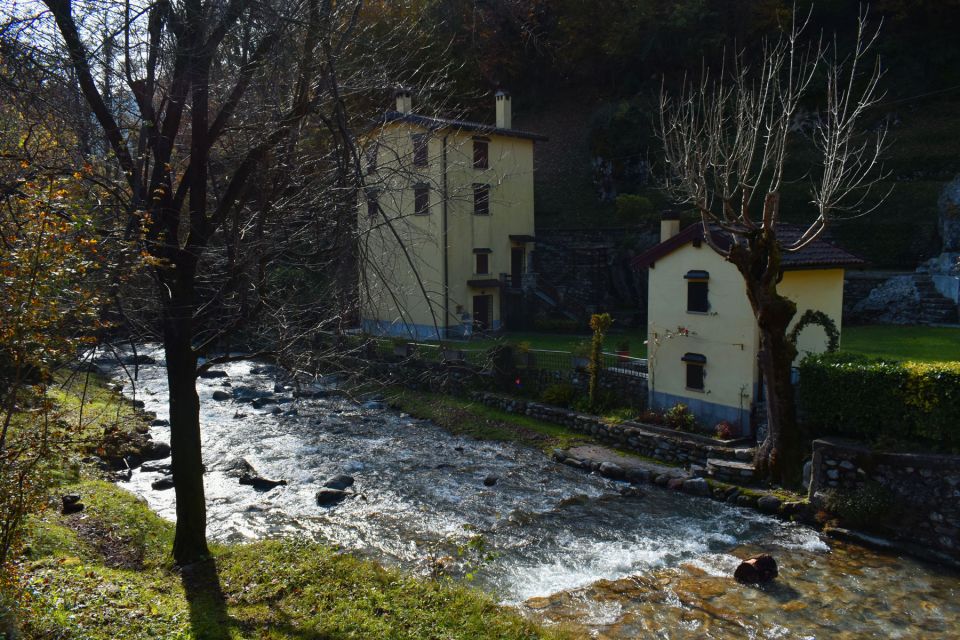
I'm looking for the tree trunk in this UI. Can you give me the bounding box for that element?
[164,305,209,565]
[755,308,803,486]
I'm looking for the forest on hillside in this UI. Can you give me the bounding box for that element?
[401,0,960,268]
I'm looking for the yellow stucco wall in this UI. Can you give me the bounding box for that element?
[647,243,846,433]
[359,121,536,338]
[779,269,845,361]
[647,243,760,431]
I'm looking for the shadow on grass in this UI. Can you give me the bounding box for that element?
[180,559,232,640]
[179,558,337,640]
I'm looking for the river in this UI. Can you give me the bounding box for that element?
[104,345,960,639]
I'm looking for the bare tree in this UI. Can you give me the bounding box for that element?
[657,9,887,484]
[0,0,442,564]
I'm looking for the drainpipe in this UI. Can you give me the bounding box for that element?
[442,133,450,339]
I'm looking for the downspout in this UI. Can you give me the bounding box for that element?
[442,132,450,340]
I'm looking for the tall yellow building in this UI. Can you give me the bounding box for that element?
[633,215,864,436]
[359,91,545,339]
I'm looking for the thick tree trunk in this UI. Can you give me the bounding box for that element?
[755,304,802,486]
[164,306,209,565]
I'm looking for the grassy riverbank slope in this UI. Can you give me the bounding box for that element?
[16,480,564,640]
[7,373,567,640]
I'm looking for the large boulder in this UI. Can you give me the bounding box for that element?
[151,477,175,491]
[199,369,228,379]
[61,494,85,514]
[852,276,921,324]
[734,554,779,583]
[222,457,257,478]
[212,390,231,401]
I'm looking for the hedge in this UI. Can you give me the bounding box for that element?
[798,353,960,451]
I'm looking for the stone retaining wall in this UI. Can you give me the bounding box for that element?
[475,392,750,468]
[810,437,960,559]
[518,367,647,408]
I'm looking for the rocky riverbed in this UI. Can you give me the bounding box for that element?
[100,345,960,639]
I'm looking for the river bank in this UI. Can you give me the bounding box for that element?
[14,347,960,638]
[10,369,563,640]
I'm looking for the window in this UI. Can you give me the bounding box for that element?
[473,183,490,215]
[475,253,489,274]
[473,138,489,169]
[412,134,428,167]
[685,270,709,313]
[682,352,706,391]
[365,143,378,174]
[413,183,430,215]
[364,188,379,218]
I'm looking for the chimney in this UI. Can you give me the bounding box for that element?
[395,89,412,114]
[495,90,512,129]
[660,211,681,243]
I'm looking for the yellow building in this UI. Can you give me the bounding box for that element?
[358,90,545,339]
[633,215,864,436]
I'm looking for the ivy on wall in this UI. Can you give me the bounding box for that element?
[788,309,840,353]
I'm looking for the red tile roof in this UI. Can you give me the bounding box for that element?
[631,223,866,271]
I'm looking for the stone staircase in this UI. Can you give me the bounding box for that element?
[915,275,959,324]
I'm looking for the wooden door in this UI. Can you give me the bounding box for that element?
[473,295,492,332]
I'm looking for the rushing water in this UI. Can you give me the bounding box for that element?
[105,345,960,639]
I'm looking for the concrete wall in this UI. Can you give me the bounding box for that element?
[359,122,536,339]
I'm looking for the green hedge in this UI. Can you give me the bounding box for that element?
[798,353,960,451]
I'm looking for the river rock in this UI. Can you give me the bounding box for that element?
[141,461,172,474]
[757,495,782,514]
[682,478,710,496]
[323,475,355,491]
[667,477,686,491]
[598,462,626,480]
[734,554,779,583]
[552,448,567,462]
[483,475,498,487]
[142,441,171,461]
[61,494,84,515]
[199,369,228,379]
[222,457,257,478]
[250,365,279,376]
[151,477,175,491]
[212,390,231,401]
[625,468,651,484]
[131,399,146,409]
[121,354,157,365]
[619,486,645,497]
[239,472,287,491]
[151,418,169,427]
[251,396,277,409]
[316,488,349,506]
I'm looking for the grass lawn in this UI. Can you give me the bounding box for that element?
[840,325,960,363]
[16,481,566,640]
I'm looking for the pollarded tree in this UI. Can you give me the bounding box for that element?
[657,9,887,485]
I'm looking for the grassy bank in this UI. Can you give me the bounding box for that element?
[15,481,565,640]
[7,372,567,640]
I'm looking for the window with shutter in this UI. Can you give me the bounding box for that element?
[473,184,490,215]
[414,184,429,215]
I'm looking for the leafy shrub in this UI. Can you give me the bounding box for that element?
[822,481,898,531]
[638,410,665,425]
[798,353,960,450]
[614,194,655,225]
[664,403,697,431]
[540,383,577,408]
[715,421,735,440]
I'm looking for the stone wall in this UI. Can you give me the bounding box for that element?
[810,437,960,559]
[474,392,752,469]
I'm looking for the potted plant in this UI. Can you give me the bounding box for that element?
[571,341,591,370]
[616,339,630,362]
[516,341,535,367]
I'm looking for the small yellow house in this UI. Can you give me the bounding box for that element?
[358,90,545,339]
[632,214,864,437]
